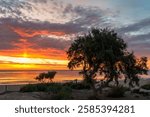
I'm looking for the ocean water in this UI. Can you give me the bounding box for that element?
[0,70,82,85]
[0,70,149,85]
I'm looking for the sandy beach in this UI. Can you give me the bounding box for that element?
[0,84,24,93]
[0,78,150,100]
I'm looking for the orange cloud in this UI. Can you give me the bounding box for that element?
[0,55,68,65]
[0,48,67,60]
[0,47,68,70]
[11,27,66,38]
[0,63,68,70]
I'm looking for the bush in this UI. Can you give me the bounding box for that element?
[35,71,57,82]
[46,83,62,93]
[20,83,73,99]
[107,85,127,98]
[63,82,91,90]
[141,84,150,90]
[20,83,61,92]
[131,89,140,93]
[51,86,72,100]
[20,84,38,92]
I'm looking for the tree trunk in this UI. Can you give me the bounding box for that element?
[90,79,99,99]
[84,70,99,99]
[91,83,98,97]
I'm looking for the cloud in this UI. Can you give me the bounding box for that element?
[0,0,112,52]
[0,55,68,65]
[0,0,32,19]
[118,18,150,34]
[127,33,150,56]
[27,35,72,50]
[116,17,150,57]
[1,0,149,60]
[0,23,21,49]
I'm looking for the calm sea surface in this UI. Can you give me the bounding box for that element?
[0,70,149,85]
[0,70,82,85]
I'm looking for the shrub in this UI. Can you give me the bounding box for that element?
[20,84,38,92]
[51,86,72,100]
[107,85,127,98]
[131,89,140,93]
[141,84,150,90]
[35,71,57,82]
[63,81,91,90]
[20,83,73,99]
[36,83,48,91]
[46,83,62,93]
[45,71,57,82]
[20,83,61,92]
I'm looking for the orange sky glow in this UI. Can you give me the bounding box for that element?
[0,0,150,70]
[0,25,150,70]
[0,52,68,70]
[0,27,70,70]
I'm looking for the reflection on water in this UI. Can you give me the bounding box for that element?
[0,70,82,85]
[0,70,149,85]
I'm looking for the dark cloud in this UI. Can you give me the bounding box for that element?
[128,33,150,42]
[0,0,32,18]
[0,23,21,49]
[115,20,150,58]
[116,17,150,57]
[0,18,73,50]
[118,18,150,34]
[0,17,85,34]
[30,0,48,3]
[0,3,106,34]
[0,0,149,59]
[127,33,150,54]
[28,35,71,50]
[0,0,109,36]
[62,4,108,27]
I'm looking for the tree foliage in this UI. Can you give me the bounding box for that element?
[35,71,57,82]
[67,28,148,95]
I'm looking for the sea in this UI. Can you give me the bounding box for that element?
[0,70,149,85]
[0,70,82,85]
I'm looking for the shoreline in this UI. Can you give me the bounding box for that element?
[0,78,150,100]
[0,78,150,92]
[0,84,25,93]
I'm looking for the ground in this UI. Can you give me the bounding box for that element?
[0,89,150,100]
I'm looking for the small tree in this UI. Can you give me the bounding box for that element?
[35,71,57,83]
[67,28,148,97]
[35,73,45,82]
[45,71,57,82]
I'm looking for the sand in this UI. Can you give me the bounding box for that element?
[0,85,24,93]
[0,78,150,100]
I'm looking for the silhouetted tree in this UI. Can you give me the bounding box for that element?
[35,71,57,83]
[67,28,148,97]
[122,53,148,87]
[45,71,57,82]
[35,73,45,82]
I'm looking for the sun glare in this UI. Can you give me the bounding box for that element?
[19,58,30,64]
[23,53,28,58]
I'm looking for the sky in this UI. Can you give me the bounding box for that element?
[0,0,150,70]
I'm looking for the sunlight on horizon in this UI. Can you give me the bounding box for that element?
[0,55,68,70]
